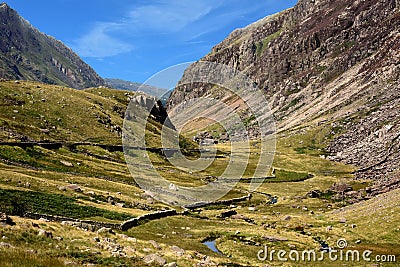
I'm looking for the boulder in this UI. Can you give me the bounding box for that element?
[0,213,15,226]
[231,214,254,223]
[115,203,124,208]
[149,240,161,250]
[218,210,237,219]
[38,229,53,238]
[60,160,73,167]
[143,254,166,265]
[0,242,14,248]
[171,245,185,256]
[307,190,321,198]
[40,129,50,134]
[66,184,81,192]
[58,186,67,191]
[97,227,115,235]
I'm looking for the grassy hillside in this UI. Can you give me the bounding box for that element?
[0,81,130,144]
[0,81,398,266]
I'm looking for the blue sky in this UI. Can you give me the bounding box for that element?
[6,1,297,85]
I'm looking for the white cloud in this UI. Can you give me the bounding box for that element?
[71,0,219,58]
[70,0,275,58]
[71,22,134,58]
[127,1,215,33]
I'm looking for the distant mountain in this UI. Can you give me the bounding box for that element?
[0,3,105,89]
[105,78,171,103]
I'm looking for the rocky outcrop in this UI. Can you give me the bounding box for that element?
[127,94,175,130]
[168,0,400,186]
[0,3,105,89]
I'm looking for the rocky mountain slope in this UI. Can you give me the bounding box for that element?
[168,0,400,186]
[0,3,105,89]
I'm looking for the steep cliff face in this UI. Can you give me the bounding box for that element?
[168,0,400,185]
[0,3,105,89]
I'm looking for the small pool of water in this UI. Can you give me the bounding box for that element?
[266,195,278,204]
[203,239,224,255]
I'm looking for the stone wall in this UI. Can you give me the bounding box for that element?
[24,194,252,232]
[24,213,120,230]
[184,193,251,209]
[121,209,177,231]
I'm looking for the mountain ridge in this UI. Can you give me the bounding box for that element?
[0,2,105,89]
